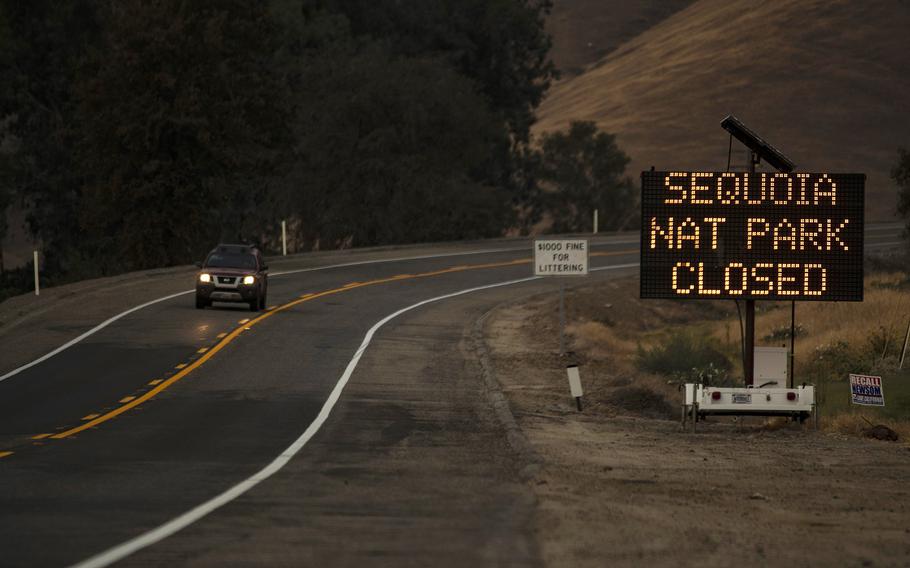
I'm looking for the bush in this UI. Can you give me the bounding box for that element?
[805,340,863,380]
[635,331,732,385]
[764,323,805,342]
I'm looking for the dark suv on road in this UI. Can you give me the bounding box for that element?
[195,244,269,311]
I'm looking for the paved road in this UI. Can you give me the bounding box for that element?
[0,225,902,567]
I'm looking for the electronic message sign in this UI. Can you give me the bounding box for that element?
[640,171,864,301]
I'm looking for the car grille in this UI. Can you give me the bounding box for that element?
[217,276,237,285]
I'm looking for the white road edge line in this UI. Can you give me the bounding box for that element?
[0,290,194,383]
[0,243,638,384]
[70,263,639,568]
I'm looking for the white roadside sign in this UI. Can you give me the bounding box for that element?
[534,239,589,276]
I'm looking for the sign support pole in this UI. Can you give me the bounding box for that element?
[534,239,587,357]
[281,220,287,256]
[900,316,910,370]
[745,300,755,386]
[743,151,759,387]
[789,301,796,388]
[559,282,566,356]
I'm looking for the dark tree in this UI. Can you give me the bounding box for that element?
[287,41,513,247]
[72,0,293,272]
[536,121,636,234]
[304,0,557,144]
[0,0,101,278]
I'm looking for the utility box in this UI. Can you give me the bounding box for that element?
[754,346,788,388]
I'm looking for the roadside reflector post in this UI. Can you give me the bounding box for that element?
[33,250,39,296]
[566,364,583,411]
[593,209,598,234]
[281,220,287,256]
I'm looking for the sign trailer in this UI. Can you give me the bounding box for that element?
[657,116,865,428]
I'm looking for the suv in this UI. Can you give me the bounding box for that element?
[195,244,269,311]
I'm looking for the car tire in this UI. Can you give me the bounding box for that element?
[259,292,267,310]
[195,296,208,309]
[249,296,260,312]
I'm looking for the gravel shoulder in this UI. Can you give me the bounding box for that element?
[484,278,910,567]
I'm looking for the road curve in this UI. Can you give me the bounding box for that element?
[0,225,902,567]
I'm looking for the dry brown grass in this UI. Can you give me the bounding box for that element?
[566,320,637,367]
[563,272,910,435]
[823,412,910,442]
[704,273,910,378]
[546,0,692,77]
[537,0,910,220]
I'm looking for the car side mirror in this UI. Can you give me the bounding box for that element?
[261,264,269,271]
[195,261,203,269]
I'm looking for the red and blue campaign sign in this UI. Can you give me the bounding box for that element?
[849,374,885,406]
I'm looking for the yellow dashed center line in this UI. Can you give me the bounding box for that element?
[32,433,53,440]
[216,333,228,339]
[148,379,163,386]
[46,248,636,441]
[0,451,14,459]
[81,413,101,421]
[119,396,136,404]
[197,347,209,354]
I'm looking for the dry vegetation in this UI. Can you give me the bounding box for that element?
[520,264,910,440]
[487,275,910,567]
[539,0,910,220]
[545,0,691,77]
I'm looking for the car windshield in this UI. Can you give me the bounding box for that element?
[205,252,257,269]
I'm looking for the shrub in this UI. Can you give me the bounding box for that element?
[805,340,863,380]
[636,331,732,385]
[763,323,805,342]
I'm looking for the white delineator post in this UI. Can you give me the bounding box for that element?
[566,364,584,411]
[593,209,599,234]
[281,220,287,256]
[33,250,39,296]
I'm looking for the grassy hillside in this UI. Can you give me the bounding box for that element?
[546,0,692,77]
[538,0,910,220]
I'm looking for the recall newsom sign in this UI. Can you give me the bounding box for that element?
[640,171,865,301]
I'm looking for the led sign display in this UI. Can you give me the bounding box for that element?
[640,171,865,301]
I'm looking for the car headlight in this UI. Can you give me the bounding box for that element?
[199,273,211,283]
[243,275,255,285]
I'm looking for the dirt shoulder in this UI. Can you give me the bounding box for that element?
[484,278,910,567]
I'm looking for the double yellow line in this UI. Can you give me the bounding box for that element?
[42,249,634,441]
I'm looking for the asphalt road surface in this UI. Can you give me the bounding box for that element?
[0,224,903,567]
